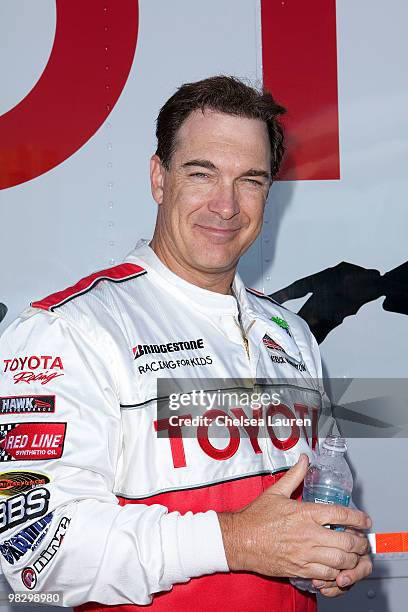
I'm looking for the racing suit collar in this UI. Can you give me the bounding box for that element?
[126,239,247,315]
[126,241,303,362]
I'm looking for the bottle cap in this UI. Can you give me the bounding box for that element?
[322,435,347,452]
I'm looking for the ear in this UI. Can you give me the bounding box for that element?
[150,155,166,205]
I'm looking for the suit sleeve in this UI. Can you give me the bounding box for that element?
[0,309,228,606]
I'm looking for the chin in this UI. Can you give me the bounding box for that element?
[192,249,238,272]
[183,230,247,269]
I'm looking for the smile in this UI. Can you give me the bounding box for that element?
[195,225,240,236]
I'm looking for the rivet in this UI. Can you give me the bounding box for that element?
[107,142,113,150]
[366,589,376,599]
[107,162,113,169]
[107,182,114,190]
[109,259,116,265]
[109,240,115,247]
[108,221,114,228]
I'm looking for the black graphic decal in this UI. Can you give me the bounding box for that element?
[0,304,7,324]
[270,261,408,343]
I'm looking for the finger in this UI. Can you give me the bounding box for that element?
[311,547,359,571]
[271,454,310,498]
[320,585,349,598]
[312,579,336,589]
[317,527,370,556]
[300,563,340,582]
[335,554,373,588]
[344,526,366,536]
[310,504,372,531]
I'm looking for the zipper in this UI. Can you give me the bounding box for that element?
[243,336,250,359]
[234,317,255,362]
[243,319,256,360]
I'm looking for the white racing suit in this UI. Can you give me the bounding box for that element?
[0,240,331,611]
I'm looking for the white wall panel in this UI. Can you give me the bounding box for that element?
[0,1,407,610]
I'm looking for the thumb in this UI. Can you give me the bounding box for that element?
[271,454,310,497]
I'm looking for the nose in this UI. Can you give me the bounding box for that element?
[207,180,240,220]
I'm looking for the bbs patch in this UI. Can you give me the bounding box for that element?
[0,488,50,534]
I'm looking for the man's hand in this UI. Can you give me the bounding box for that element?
[311,534,373,597]
[218,454,372,587]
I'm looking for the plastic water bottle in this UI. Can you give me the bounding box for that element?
[290,435,353,593]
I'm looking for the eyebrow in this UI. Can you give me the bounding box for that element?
[182,159,271,181]
[243,169,271,181]
[182,159,217,171]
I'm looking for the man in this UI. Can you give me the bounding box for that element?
[0,76,372,611]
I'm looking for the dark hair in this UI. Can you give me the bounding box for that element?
[155,75,286,180]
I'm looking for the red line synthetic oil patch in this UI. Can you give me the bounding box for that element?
[0,395,56,415]
[0,423,66,461]
[0,471,51,496]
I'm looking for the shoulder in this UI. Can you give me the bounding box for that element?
[31,262,146,313]
[26,262,148,348]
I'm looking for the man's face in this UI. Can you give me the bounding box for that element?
[150,109,271,277]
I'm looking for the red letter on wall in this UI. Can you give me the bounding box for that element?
[261,0,340,180]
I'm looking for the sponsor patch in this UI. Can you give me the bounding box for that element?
[0,423,66,462]
[21,567,37,590]
[138,355,213,375]
[0,513,53,564]
[270,316,291,335]
[285,357,307,372]
[21,517,70,588]
[132,338,205,360]
[262,334,307,373]
[0,395,56,415]
[262,334,284,351]
[3,356,64,386]
[0,471,51,497]
[0,488,50,534]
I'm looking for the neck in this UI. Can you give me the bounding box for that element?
[150,234,236,296]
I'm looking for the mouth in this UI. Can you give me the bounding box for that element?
[195,225,240,238]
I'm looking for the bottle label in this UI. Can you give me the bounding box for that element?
[303,486,350,507]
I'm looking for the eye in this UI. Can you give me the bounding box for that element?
[244,178,263,186]
[189,172,209,179]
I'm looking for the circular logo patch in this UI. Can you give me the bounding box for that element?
[21,567,37,590]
